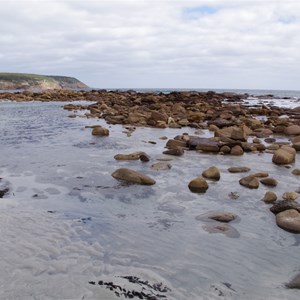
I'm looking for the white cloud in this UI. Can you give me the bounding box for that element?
[0,0,300,89]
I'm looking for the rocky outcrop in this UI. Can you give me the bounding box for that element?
[0,72,88,90]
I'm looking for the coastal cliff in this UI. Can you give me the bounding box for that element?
[0,73,88,90]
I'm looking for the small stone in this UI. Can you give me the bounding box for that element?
[228,166,251,173]
[292,169,300,175]
[196,211,238,223]
[239,175,259,189]
[202,223,240,238]
[252,172,269,178]
[163,148,184,156]
[260,178,278,187]
[282,192,299,201]
[202,166,220,181]
[262,191,277,204]
[114,152,146,161]
[188,177,209,193]
[220,145,231,154]
[151,162,172,170]
[139,153,150,162]
[276,209,300,233]
[92,127,109,136]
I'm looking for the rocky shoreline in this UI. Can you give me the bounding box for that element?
[1,89,300,293]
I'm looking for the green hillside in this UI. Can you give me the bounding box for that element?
[0,72,89,90]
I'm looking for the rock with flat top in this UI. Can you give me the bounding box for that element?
[239,175,259,189]
[111,168,155,185]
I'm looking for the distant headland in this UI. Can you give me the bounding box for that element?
[0,72,88,90]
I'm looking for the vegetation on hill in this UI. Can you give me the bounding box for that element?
[0,72,88,90]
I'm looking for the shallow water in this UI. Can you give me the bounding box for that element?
[0,101,300,299]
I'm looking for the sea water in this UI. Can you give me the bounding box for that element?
[0,97,300,299]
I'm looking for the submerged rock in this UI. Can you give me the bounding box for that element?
[151,162,172,170]
[163,148,184,156]
[111,168,155,185]
[196,211,238,223]
[286,273,300,289]
[292,169,300,175]
[202,223,240,238]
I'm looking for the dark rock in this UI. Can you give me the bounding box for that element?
[163,148,184,156]
[270,200,300,214]
[228,166,250,173]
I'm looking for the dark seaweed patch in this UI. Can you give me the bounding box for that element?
[89,276,171,299]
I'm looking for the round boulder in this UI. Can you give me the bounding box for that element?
[202,166,220,181]
[230,145,244,156]
[276,209,300,233]
[188,177,209,193]
[272,146,296,165]
[262,191,277,204]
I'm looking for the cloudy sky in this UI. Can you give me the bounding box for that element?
[1,0,300,90]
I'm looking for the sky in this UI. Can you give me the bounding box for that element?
[0,0,300,90]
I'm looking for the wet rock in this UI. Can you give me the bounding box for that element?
[293,142,300,151]
[202,166,220,181]
[272,146,296,165]
[276,209,300,233]
[239,175,259,189]
[260,178,278,187]
[228,166,250,173]
[220,145,231,154]
[114,152,146,160]
[92,126,109,136]
[252,172,269,178]
[284,125,300,135]
[202,223,240,238]
[188,137,220,152]
[165,139,187,149]
[286,273,300,289]
[230,145,244,156]
[230,127,248,141]
[151,162,172,170]
[292,169,300,175]
[188,176,209,193]
[111,168,155,185]
[139,153,150,162]
[196,211,238,223]
[0,188,9,198]
[262,191,277,204]
[264,138,276,143]
[163,148,184,156]
[270,200,300,214]
[283,192,299,201]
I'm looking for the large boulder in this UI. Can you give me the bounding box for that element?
[276,209,300,233]
[111,168,155,185]
[188,176,209,193]
[272,146,296,165]
[284,125,300,135]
